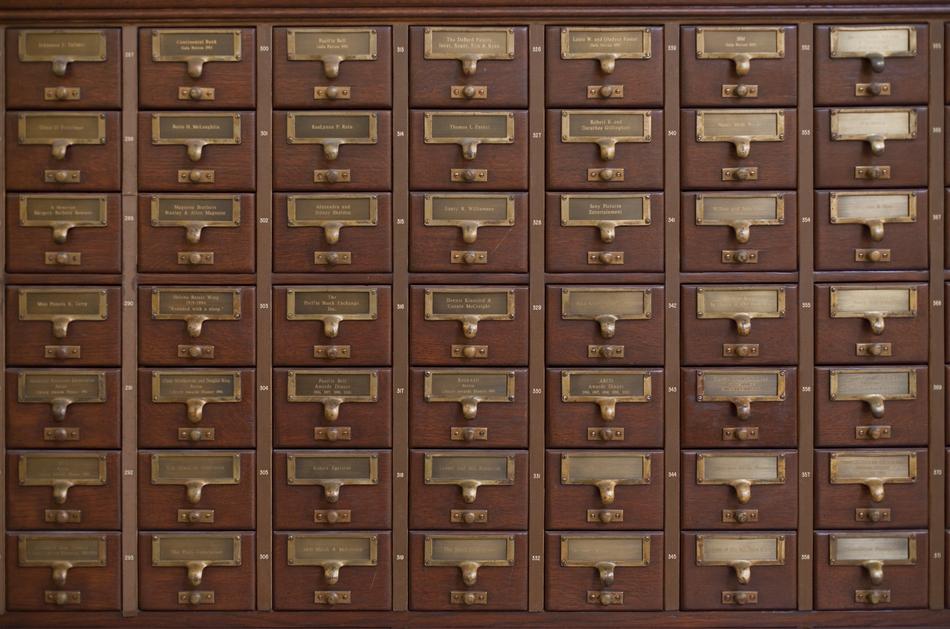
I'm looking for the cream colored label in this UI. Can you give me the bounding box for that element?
[701,371,780,398]
[699,111,780,138]
[563,289,648,317]
[427,537,510,562]
[699,536,780,562]
[701,289,781,314]
[563,537,645,563]
[833,453,913,480]
[834,370,914,398]
[565,455,646,482]
[700,455,781,481]
[834,110,915,137]
[699,196,781,222]
[833,536,911,562]
[833,28,915,56]
[834,193,913,220]
[289,535,376,563]
[833,288,913,314]
[427,455,511,482]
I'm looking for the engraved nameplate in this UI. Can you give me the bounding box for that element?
[829,285,917,318]
[150,196,240,233]
[425,288,515,320]
[19,196,108,239]
[19,30,107,64]
[696,27,786,59]
[424,453,515,484]
[287,534,378,566]
[424,112,515,144]
[18,113,106,146]
[561,194,651,228]
[151,534,241,566]
[151,288,241,323]
[830,191,916,229]
[287,453,379,485]
[830,451,917,483]
[561,110,652,143]
[425,535,514,565]
[152,113,241,145]
[696,534,785,565]
[560,535,650,566]
[696,453,786,484]
[287,112,378,144]
[18,535,106,567]
[287,194,379,229]
[152,29,241,63]
[425,370,515,402]
[695,194,784,228]
[151,371,241,404]
[18,370,106,405]
[831,368,916,401]
[562,370,651,403]
[424,194,515,229]
[286,288,378,321]
[19,453,107,486]
[561,27,651,60]
[830,26,917,59]
[831,109,917,141]
[830,533,917,564]
[696,287,786,319]
[696,110,784,143]
[561,288,652,319]
[697,370,786,402]
[150,453,240,485]
[287,28,378,62]
[288,370,378,402]
[424,27,515,62]
[561,453,650,484]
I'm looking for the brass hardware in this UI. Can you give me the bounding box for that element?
[424,452,515,503]
[830,191,916,241]
[314,169,351,183]
[451,509,488,524]
[829,451,917,502]
[177,509,214,524]
[179,427,215,442]
[288,194,378,244]
[178,591,215,606]
[696,286,786,336]
[178,344,214,359]
[697,369,786,420]
[830,108,917,155]
[152,113,242,161]
[19,195,108,243]
[722,166,758,181]
[151,29,242,78]
[19,535,107,586]
[855,248,890,262]
[588,344,625,359]
[19,30,107,75]
[722,84,758,98]
[588,427,625,441]
[314,590,352,605]
[424,111,515,160]
[287,28,378,78]
[423,27,515,75]
[314,86,351,100]
[855,508,891,523]
[18,453,106,504]
[561,452,651,505]
[561,287,652,339]
[151,453,240,504]
[424,193,515,243]
[44,509,81,524]
[288,370,378,422]
[451,85,488,99]
[561,110,652,160]
[722,590,758,605]
[45,590,81,605]
[151,195,241,244]
[855,342,892,357]
[313,251,352,266]
[425,288,515,338]
[722,509,758,524]
[587,508,624,523]
[830,532,917,583]
[588,251,624,265]
[178,86,215,101]
[45,345,81,359]
[44,427,80,441]
[45,169,81,184]
[313,509,352,524]
[561,27,652,73]
[695,26,786,75]
[722,426,759,441]
[696,453,786,504]
[151,288,241,338]
[18,112,106,159]
[855,165,891,180]
[696,192,786,244]
[44,252,82,266]
[18,370,106,422]
[856,425,892,441]
[696,109,785,158]
[177,251,214,265]
[424,534,515,585]
[560,535,650,587]
[287,112,378,160]
[425,369,515,420]
[152,370,241,424]
[313,345,351,359]
[588,167,625,181]
[561,369,652,422]
[695,534,786,583]
[451,591,488,606]
[722,249,758,264]
[152,534,241,586]
[451,168,489,183]
[451,250,487,265]
[18,287,108,339]
[287,453,378,503]
[830,25,917,72]
[830,367,916,418]
[829,285,917,334]
[451,426,488,442]
[855,589,891,605]
[560,193,651,243]
[588,591,624,606]
[287,287,377,337]
[179,169,215,184]
[44,87,81,101]
[313,426,351,442]
[856,82,892,97]
[588,85,624,99]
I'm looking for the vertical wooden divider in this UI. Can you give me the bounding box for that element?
[528,22,545,613]
[663,21,681,612]
[796,21,815,612]
[120,24,139,617]
[929,17,946,611]
[0,25,7,616]
[392,22,410,613]
[255,23,274,611]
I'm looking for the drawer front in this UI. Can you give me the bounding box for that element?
[138,532,254,610]
[273,111,392,191]
[544,532,663,611]
[546,285,665,367]
[6,368,120,449]
[814,530,928,609]
[6,28,121,109]
[816,366,927,447]
[137,451,255,529]
[545,192,664,273]
[815,283,928,365]
[410,110,528,190]
[273,531,392,610]
[681,531,797,610]
[545,26,663,108]
[546,109,663,190]
[137,368,255,449]
[815,190,928,271]
[138,28,255,109]
[274,368,392,448]
[273,450,392,530]
[546,368,664,449]
[6,286,121,367]
[681,368,797,448]
[681,450,798,529]
[6,532,121,610]
[680,192,797,272]
[681,285,798,366]
[681,109,797,189]
[815,449,927,528]
[273,26,392,109]
[680,25,797,107]
[138,111,256,192]
[6,193,122,273]
[273,286,391,367]
[410,192,528,273]
[5,111,121,192]
[410,367,528,448]
[137,194,255,273]
[138,286,256,367]
[815,25,929,106]
[410,286,527,367]
[7,451,120,530]
[409,531,528,611]
[409,450,528,529]
[273,193,392,273]
[409,26,528,108]
[815,106,927,188]
[545,450,663,530]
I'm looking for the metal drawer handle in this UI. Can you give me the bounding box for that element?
[862,559,885,584]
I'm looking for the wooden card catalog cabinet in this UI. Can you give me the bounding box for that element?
[11,533,118,610]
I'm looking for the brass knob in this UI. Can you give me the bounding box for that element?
[599,592,614,606]
[733,54,752,76]
[867,426,884,440]
[463,511,477,524]
[867,591,883,604]
[325,86,341,100]
[867,53,886,73]
[189,592,203,605]
[188,346,203,358]
[736,428,751,441]
[188,511,201,523]
[189,87,204,100]
[867,134,886,156]
[51,427,69,441]
[734,84,750,98]
[325,428,339,442]
[869,509,882,522]
[868,343,885,356]
[463,592,477,605]
[461,427,477,441]
[54,170,71,183]
[462,169,479,182]
[601,428,617,441]
[54,252,69,265]
[325,591,340,604]
[867,166,885,180]
[55,86,70,100]
[599,85,614,98]
[735,168,753,181]
[325,347,340,359]
[323,142,341,161]
[734,398,752,420]
[325,252,340,266]
[595,314,617,339]
[51,140,69,160]
[599,168,616,181]
[599,510,615,523]
[462,251,478,265]
[326,510,340,524]
[188,252,203,265]
[189,170,203,183]
[189,429,203,442]
[868,82,884,96]
[54,510,70,524]
[325,170,341,183]
[52,58,70,77]
[460,560,479,586]
[734,591,752,605]
[736,345,751,357]
[54,346,72,359]
[53,591,70,605]
[736,250,750,263]
[462,85,477,99]
[323,561,343,585]
[736,511,749,523]
[868,250,882,262]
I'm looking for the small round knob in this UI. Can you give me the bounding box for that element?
[51,427,69,441]
[736,428,750,441]
[54,252,70,265]
[189,429,203,442]
[736,511,749,523]
[869,343,884,356]
[462,427,476,441]
[188,252,202,265]
[189,592,202,605]
[325,86,340,100]
[188,511,201,522]
[54,346,71,359]
[54,591,69,605]
[868,82,883,96]
[55,510,70,524]
[463,592,476,606]
[188,346,202,358]
[734,592,751,605]
[868,426,884,440]
[326,510,340,523]
[325,253,339,266]
[869,166,885,180]
[189,170,203,183]
[599,168,616,181]
[326,428,339,442]
[601,428,615,440]
[55,86,70,100]
[868,591,882,605]
[326,347,339,359]
[462,346,477,358]
[735,251,749,263]
[735,168,753,181]
[735,84,750,98]
[600,511,614,523]
[868,250,882,262]
[463,251,477,265]
[599,592,613,606]
[54,170,70,183]
[736,345,751,357]
[463,511,477,524]
[189,87,203,100]
[325,170,341,183]
[325,592,339,605]
[462,169,478,182]
[869,510,882,522]
[599,85,614,98]
[463,85,477,99]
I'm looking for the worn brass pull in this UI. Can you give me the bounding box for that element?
[459,560,480,585]
[730,559,752,584]
[181,223,205,244]
[52,480,74,504]
[460,316,480,339]
[186,560,208,586]
[731,137,752,159]
[51,139,70,160]
[733,167,755,181]
[321,55,344,79]
[185,480,206,504]
[730,480,753,504]
[460,56,480,76]
[597,139,617,161]
[186,58,206,79]
[864,478,886,502]
[50,398,72,422]
[321,222,344,245]
[861,394,886,419]
[322,398,343,422]
[460,397,480,420]
[862,559,885,584]
[51,561,72,586]
[595,479,617,505]
[734,84,753,98]
[459,480,480,504]
[322,560,343,584]
[51,316,72,339]
[866,134,886,155]
[597,222,617,243]
[460,139,480,160]
[322,141,342,161]
[732,54,752,76]
[186,140,206,162]
[862,220,886,242]
[731,314,753,336]
[321,315,343,339]
[185,316,207,338]
[733,398,753,420]
[322,481,343,503]
[186,399,207,424]
[595,561,616,586]
[597,399,617,422]
[50,57,71,77]
[867,52,886,73]
[863,313,886,335]
[595,314,618,339]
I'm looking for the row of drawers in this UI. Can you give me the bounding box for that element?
[7,108,946,192]
[3,284,932,367]
[3,530,931,611]
[3,448,932,530]
[5,25,940,109]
